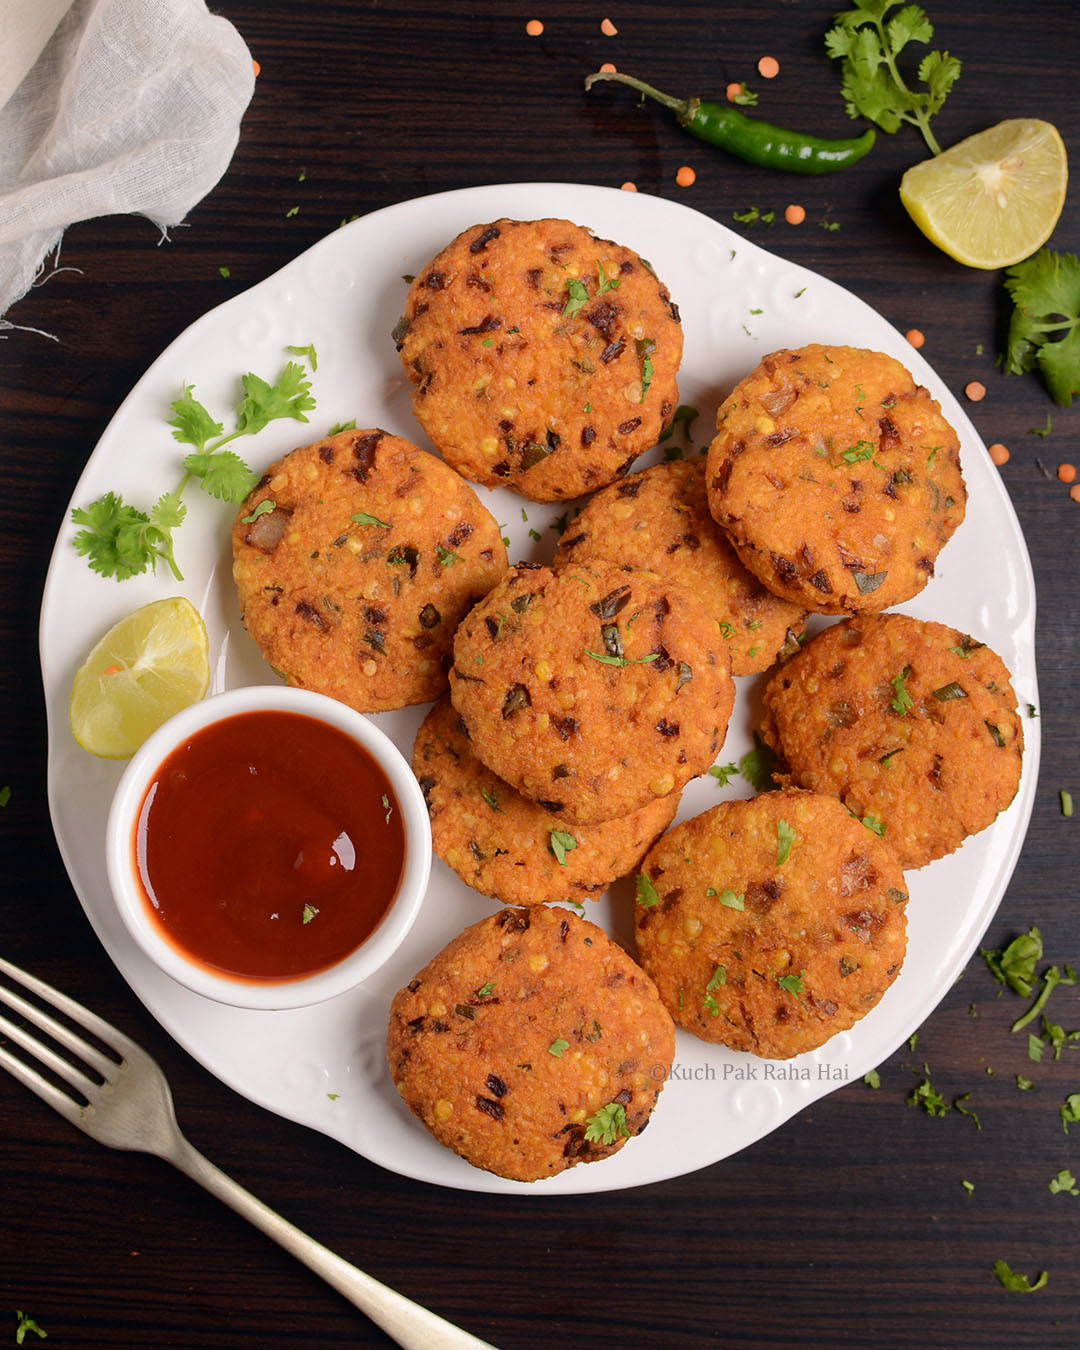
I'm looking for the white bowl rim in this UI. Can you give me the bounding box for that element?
[105,685,431,1010]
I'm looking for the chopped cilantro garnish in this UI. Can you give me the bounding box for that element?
[636,873,660,908]
[863,1069,881,1089]
[1050,1168,1079,1196]
[739,733,780,792]
[708,762,739,787]
[1062,1092,1080,1133]
[302,903,319,924]
[953,1092,982,1131]
[961,1179,975,1195]
[596,260,620,295]
[980,926,1042,997]
[563,277,589,318]
[1016,1074,1035,1090]
[777,970,804,996]
[861,812,886,837]
[352,510,390,528]
[14,1311,46,1345]
[434,544,460,566]
[1003,247,1080,407]
[584,648,659,668]
[1011,962,1076,1034]
[584,1101,629,1145]
[890,666,914,716]
[548,829,578,867]
[475,981,496,999]
[776,819,795,866]
[481,786,504,813]
[908,1074,948,1117]
[992,1260,1048,1293]
[1061,790,1074,818]
[715,889,744,911]
[548,1035,569,1058]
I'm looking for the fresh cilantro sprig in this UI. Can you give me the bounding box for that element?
[824,1,961,156]
[584,1101,630,1145]
[71,352,317,581]
[1002,248,1080,408]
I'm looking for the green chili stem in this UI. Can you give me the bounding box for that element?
[584,70,692,122]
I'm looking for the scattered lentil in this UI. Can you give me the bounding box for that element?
[600,17,618,36]
[726,82,743,103]
[675,165,697,187]
[1057,462,1076,483]
[526,18,544,36]
[251,58,261,77]
[598,61,617,73]
[905,328,925,348]
[988,443,1010,466]
[620,180,638,192]
[784,203,806,225]
[1070,485,1080,504]
[757,55,780,79]
[964,380,986,402]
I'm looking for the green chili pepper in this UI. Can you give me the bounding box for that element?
[585,69,875,175]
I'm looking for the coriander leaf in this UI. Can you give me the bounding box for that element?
[864,1069,881,1089]
[14,1311,47,1344]
[1003,248,1080,407]
[739,732,781,792]
[953,1092,982,1130]
[595,260,620,295]
[980,926,1042,997]
[1060,1092,1080,1134]
[480,786,504,813]
[183,449,257,503]
[71,492,183,582]
[992,1260,1048,1293]
[234,360,316,436]
[241,499,275,523]
[908,1074,948,1117]
[1016,1074,1035,1090]
[285,342,318,370]
[302,903,319,924]
[861,812,887,837]
[351,510,391,528]
[777,970,804,996]
[890,666,914,715]
[715,888,745,910]
[548,1035,569,1058]
[563,277,589,318]
[636,873,660,907]
[825,0,960,155]
[548,829,578,867]
[1049,1168,1079,1196]
[708,762,739,787]
[776,818,796,866]
[168,384,223,450]
[1011,962,1075,1033]
[584,1101,629,1145]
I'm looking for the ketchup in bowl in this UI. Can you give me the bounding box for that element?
[132,709,405,982]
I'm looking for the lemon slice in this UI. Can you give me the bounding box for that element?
[69,597,210,758]
[899,119,1068,269]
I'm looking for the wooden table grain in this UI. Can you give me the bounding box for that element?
[2,3,1078,1346]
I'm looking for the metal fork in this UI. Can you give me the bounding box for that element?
[0,956,497,1350]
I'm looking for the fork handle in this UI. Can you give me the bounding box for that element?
[168,1135,498,1349]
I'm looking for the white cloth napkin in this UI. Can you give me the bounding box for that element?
[0,0,254,321]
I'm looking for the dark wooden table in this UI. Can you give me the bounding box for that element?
[2,3,1078,1345]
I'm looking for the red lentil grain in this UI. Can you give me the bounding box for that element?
[965,381,987,402]
[758,55,780,79]
[1057,463,1077,484]
[600,17,618,36]
[905,329,925,349]
[784,204,806,225]
[675,165,697,187]
[987,443,1010,466]
[525,19,544,36]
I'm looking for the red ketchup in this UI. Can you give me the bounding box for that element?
[133,709,405,982]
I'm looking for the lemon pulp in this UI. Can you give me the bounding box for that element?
[69,596,210,758]
[899,118,1068,269]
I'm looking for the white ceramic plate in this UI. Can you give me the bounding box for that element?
[40,184,1039,1194]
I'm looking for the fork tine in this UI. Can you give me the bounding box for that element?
[0,1007,103,1100]
[0,961,122,1081]
[0,1042,86,1128]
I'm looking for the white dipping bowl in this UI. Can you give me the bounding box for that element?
[105,684,431,1010]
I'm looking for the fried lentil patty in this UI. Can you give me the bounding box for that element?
[232,429,507,712]
[706,345,966,614]
[760,613,1023,868]
[635,789,908,1059]
[386,906,675,1181]
[555,458,808,676]
[414,696,679,907]
[449,562,735,825]
[394,217,683,501]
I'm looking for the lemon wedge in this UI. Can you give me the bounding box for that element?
[69,597,210,758]
[899,118,1068,269]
